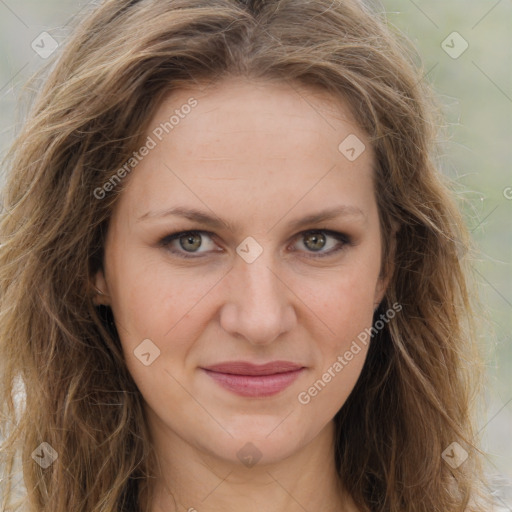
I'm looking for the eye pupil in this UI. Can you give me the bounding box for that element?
[304,231,326,251]
[179,233,202,251]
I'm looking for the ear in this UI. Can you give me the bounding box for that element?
[92,268,111,306]
[373,271,391,311]
[373,221,399,310]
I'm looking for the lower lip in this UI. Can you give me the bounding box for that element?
[202,368,304,397]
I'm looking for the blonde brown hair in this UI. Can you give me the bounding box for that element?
[0,0,492,510]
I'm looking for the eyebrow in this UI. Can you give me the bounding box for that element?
[136,205,366,232]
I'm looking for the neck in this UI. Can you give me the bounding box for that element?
[147,417,357,512]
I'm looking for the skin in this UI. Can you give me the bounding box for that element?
[94,77,390,512]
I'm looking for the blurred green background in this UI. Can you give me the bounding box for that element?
[379,0,512,493]
[0,0,510,502]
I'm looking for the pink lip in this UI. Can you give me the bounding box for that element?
[201,361,305,397]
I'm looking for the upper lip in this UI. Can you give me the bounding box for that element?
[202,361,304,376]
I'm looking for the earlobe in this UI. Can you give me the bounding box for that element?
[373,248,395,310]
[373,276,388,311]
[374,221,399,310]
[92,269,111,306]
[375,257,394,307]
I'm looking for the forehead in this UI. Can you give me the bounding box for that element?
[156,77,363,158]
[112,77,376,230]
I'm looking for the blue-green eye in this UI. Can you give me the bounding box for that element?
[295,230,350,256]
[159,231,218,259]
[159,229,351,259]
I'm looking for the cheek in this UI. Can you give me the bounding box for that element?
[107,247,177,330]
[296,272,376,417]
[106,249,217,368]
[307,264,380,350]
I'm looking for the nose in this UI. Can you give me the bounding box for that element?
[219,250,297,346]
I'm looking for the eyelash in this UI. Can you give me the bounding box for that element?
[158,229,352,260]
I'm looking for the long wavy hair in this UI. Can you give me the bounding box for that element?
[0,0,492,510]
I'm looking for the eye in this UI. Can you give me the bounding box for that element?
[291,229,351,258]
[159,230,219,259]
[159,229,351,259]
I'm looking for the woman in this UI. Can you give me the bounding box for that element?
[0,0,494,510]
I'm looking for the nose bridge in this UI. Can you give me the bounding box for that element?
[240,253,281,308]
[220,245,295,345]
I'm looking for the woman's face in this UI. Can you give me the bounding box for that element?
[95,77,388,467]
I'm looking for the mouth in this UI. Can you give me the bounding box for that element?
[201,361,305,398]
